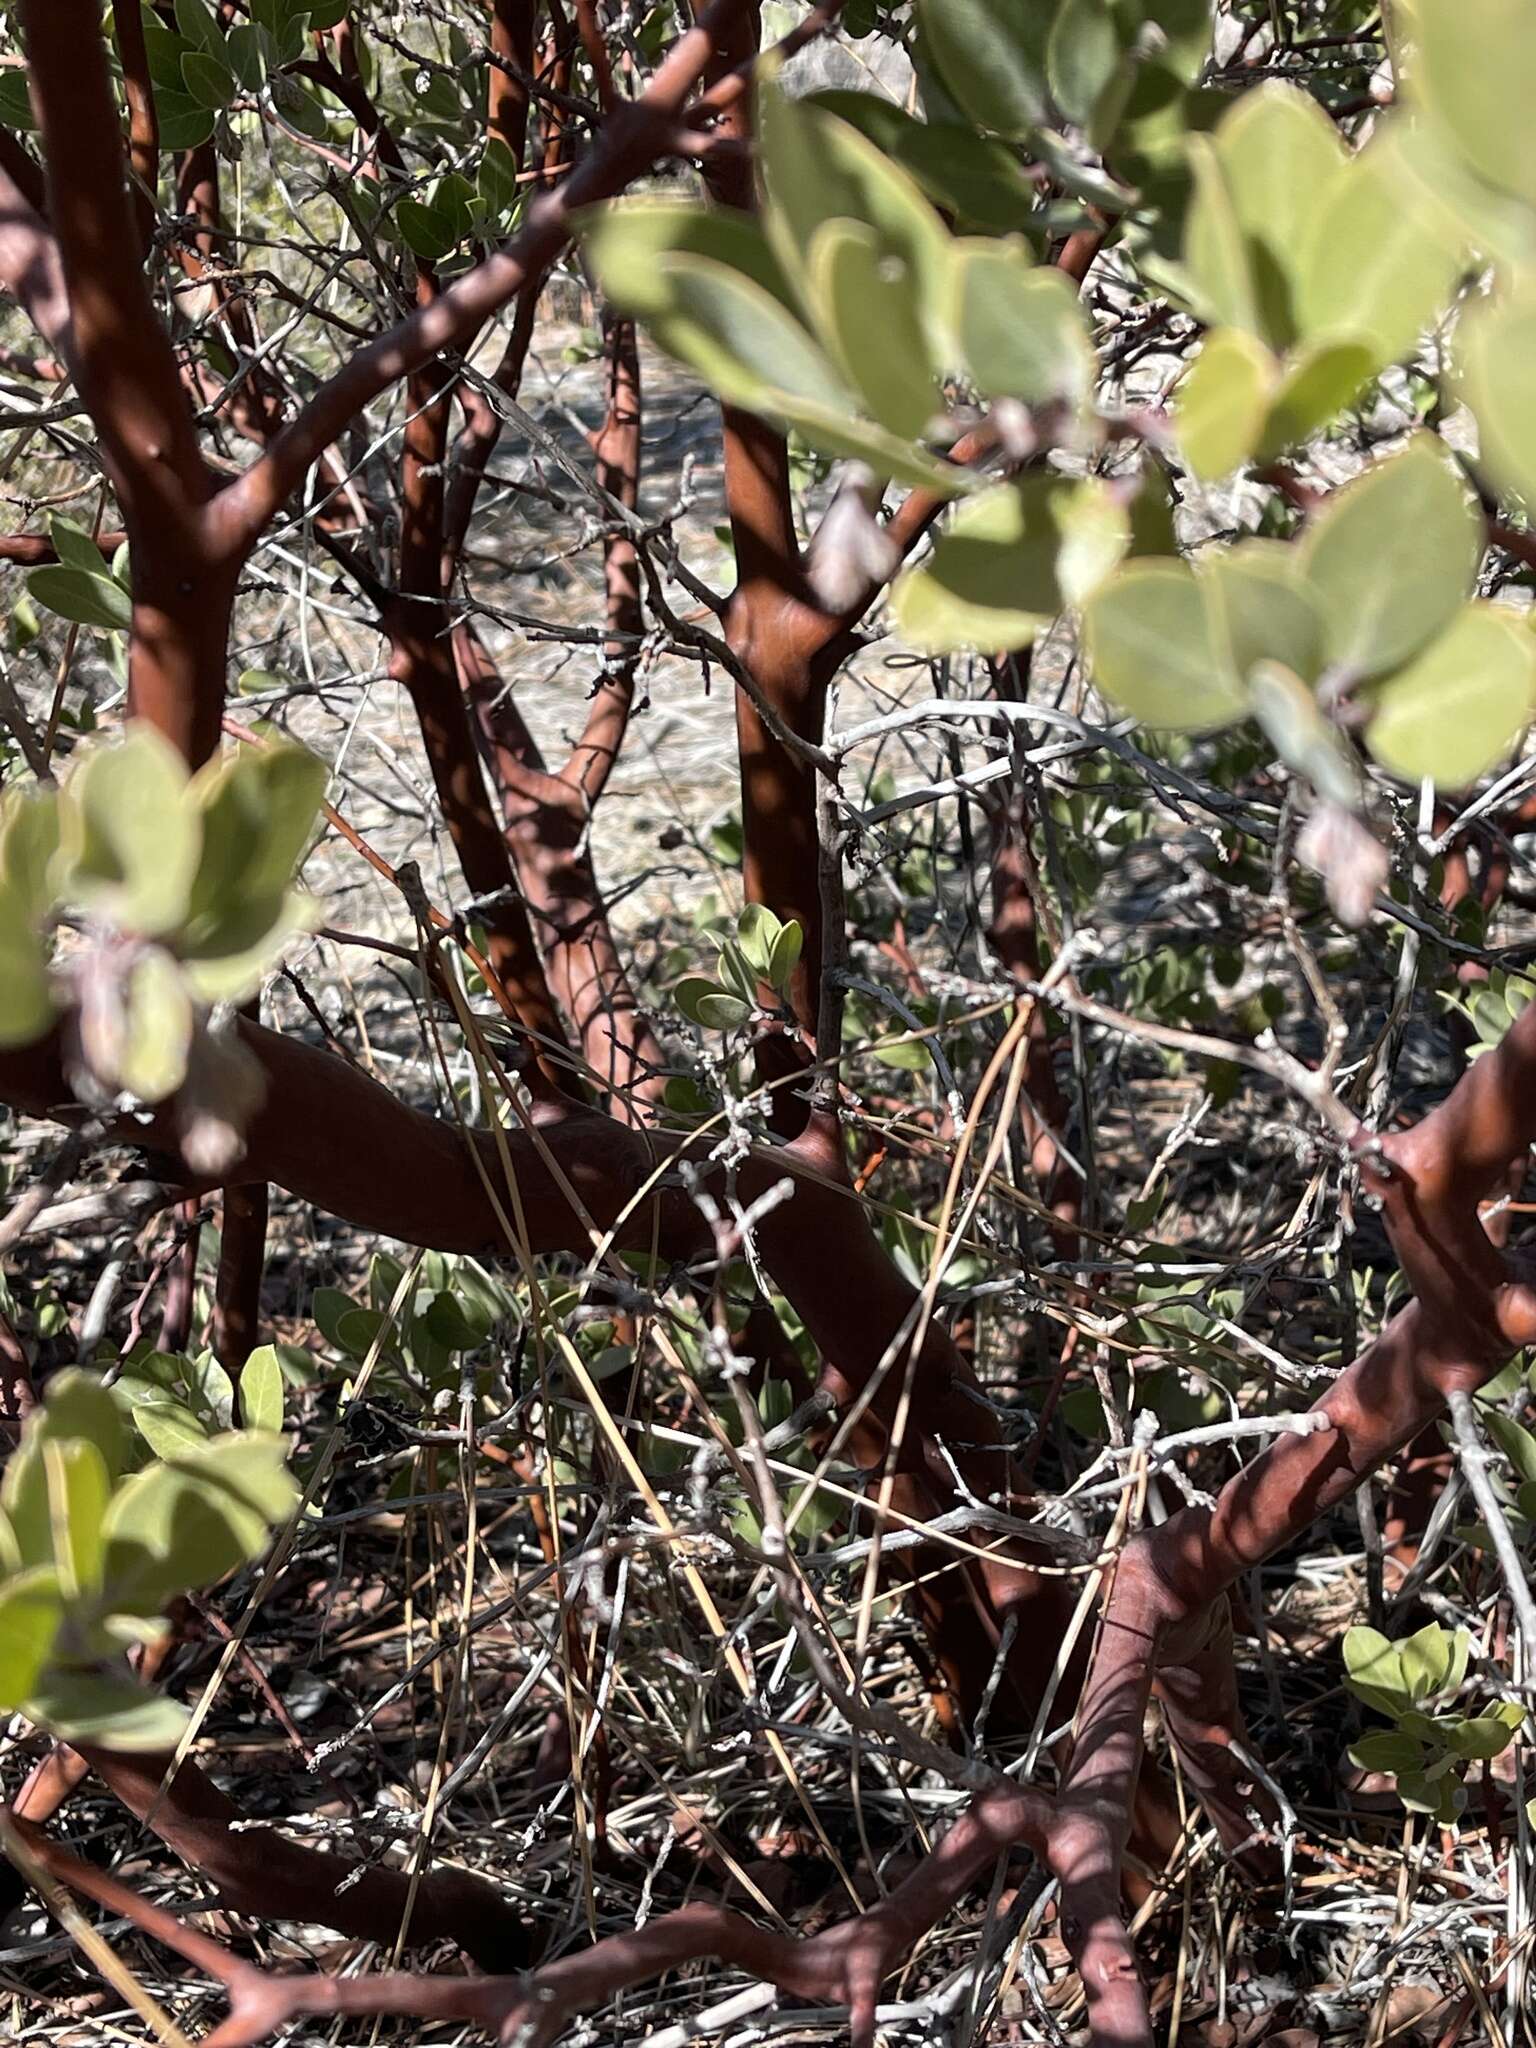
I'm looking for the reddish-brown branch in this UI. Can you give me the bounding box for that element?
[157,1197,203,1355]
[110,0,160,256]
[16,1775,1053,2048]
[570,309,643,805]
[489,0,540,162]
[70,1744,533,1970]
[0,528,126,566]
[23,3,209,518]
[23,0,233,765]
[214,1182,266,1371]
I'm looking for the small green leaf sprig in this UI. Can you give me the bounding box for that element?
[1444,968,1536,1066]
[0,721,327,1172]
[1344,1621,1526,1825]
[0,1370,296,1751]
[673,904,804,1032]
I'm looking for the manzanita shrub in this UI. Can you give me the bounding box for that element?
[8,1,1536,2045]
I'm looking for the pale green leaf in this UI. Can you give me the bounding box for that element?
[29,1372,127,1479]
[100,1432,296,1613]
[239,1345,286,1434]
[1448,1712,1521,1760]
[0,1567,65,1711]
[58,725,199,937]
[810,219,939,439]
[22,1673,191,1751]
[1296,137,1464,362]
[115,948,194,1102]
[179,888,318,1003]
[650,253,850,415]
[1198,539,1324,684]
[1047,0,1125,129]
[1082,559,1247,730]
[0,891,53,1050]
[1184,134,1260,335]
[760,85,954,363]
[1258,338,1377,456]
[1398,1621,1460,1702]
[1299,435,1482,680]
[581,199,799,322]
[1349,1730,1424,1774]
[131,1401,212,1459]
[1457,284,1536,511]
[697,989,753,1030]
[1343,1623,1411,1715]
[766,917,803,994]
[44,1437,110,1599]
[890,479,1071,654]
[186,741,327,927]
[1177,327,1276,479]
[807,92,1034,232]
[1367,602,1536,787]
[734,903,784,981]
[0,782,61,916]
[1053,479,1132,607]
[955,240,1093,408]
[1409,0,1536,207]
[1485,1407,1536,1487]
[47,516,110,576]
[1214,82,1347,350]
[25,565,133,633]
[1247,660,1360,806]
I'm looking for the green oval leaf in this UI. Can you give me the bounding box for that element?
[916,0,1049,137]
[1457,283,1536,513]
[1299,435,1483,681]
[0,1566,65,1711]
[117,948,194,1102]
[1213,82,1347,350]
[1296,138,1464,364]
[239,1345,286,1433]
[1367,602,1536,787]
[1083,558,1248,730]
[1177,327,1277,479]
[25,565,133,633]
[955,240,1093,408]
[0,890,53,1049]
[58,724,200,937]
[1410,0,1536,207]
[891,478,1074,654]
[181,48,238,109]
[810,219,939,439]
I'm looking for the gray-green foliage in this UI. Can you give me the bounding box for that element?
[675,904,804,1032]
[575,17,1536,804]
[1343,1622,1525,1824]
[0,1370,296,1749]
[0,723,326,1132]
